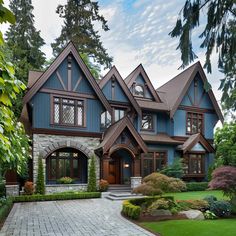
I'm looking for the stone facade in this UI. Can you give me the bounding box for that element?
[6,185,19,196]
[46,184,87,194]
[33,134,100,191]
[130,177,142,189]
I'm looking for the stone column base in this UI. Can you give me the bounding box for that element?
[130,177,142,189]
[6,185,19,196]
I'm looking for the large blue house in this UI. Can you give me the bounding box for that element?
[20,42,223,193]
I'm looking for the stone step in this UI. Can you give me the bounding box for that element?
[106,194,144,201]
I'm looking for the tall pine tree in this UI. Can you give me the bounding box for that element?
[5,0,46,117]
[51,0,113,72]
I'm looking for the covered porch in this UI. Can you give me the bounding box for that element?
[95,116,148,188]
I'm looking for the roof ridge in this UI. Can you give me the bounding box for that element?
[157,61,200,91]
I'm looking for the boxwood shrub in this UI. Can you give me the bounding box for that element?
[0,198,13,223]
[122,196,174,220]
[11,192,101,202]
[186,182,208,191]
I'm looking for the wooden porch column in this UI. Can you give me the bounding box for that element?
[102,154,110,181]
[133,155,141,177]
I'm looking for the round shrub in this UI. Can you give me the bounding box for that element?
[132,173,186,196]
[24,181,34,195]
[57,177,74,184]
[203,195,217,208]
[210,200,232,217]
[99,179,109,192]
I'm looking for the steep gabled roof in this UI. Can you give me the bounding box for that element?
[23,42,112,114]
[99,66,142,116]
[125,64,162,102]
[157,61,224,122]
[178,133,215,153]
[27,70,43,88]
[96,116,148,153]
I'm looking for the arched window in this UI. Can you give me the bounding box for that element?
[134,84,144,97]
[46,148,87,184]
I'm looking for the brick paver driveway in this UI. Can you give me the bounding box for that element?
[0,198,154,236]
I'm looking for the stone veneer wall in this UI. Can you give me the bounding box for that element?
[33,134,100,191]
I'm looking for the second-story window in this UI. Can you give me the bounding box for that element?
[101,111,111,129]
[186,112,203,134]
[141,113,153,130]
[114,108,125,122]
[53,97,84,126]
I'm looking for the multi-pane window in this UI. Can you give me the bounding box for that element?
[141,113,153,130]
[186,112,203,134]
[101,111,111,129]
[141,152,167,177]
[53,97,84,126]
[114,109,125,122]
[183,153,204,175]
[134,84,144,97]
[46,148,87,183]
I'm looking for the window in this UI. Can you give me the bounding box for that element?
[134,84,144,97]
[101,111,111,129]
[114,108,125,122]
[183,153,204,175]
[53,97,84,126]
[141,113,153,130]
[46,148,87,183]
[186,112,203,134]
[141,152,167,177]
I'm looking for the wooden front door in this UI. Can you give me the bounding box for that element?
[107,159,120,184]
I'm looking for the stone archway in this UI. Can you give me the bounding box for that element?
[41,140,93,158]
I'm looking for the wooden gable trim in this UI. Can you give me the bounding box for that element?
[99,66,142,116]
[170,62,224,123]
[182,133,215,153]
[125,64,162,102]
[103,116,148,153]
[23,42,112,114]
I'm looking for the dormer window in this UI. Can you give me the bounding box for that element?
[134,84,144,97]
[53,96,85,127]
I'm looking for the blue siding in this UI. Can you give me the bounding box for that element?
[114,81,129,103]
[31,92,104,133]
[102,80,112,100]
[191,143,205,152]
[173,109,186,136]
[146,144,175,164]
[44,59,68,90]
[204,113,218,139]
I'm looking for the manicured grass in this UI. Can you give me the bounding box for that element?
[141,219,236,236]
[164,190,227,200]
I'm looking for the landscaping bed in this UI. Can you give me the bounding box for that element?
[0,198,13,229]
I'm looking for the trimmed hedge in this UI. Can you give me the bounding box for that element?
[0,198,13,223]
[186,182,208,191]
[0,182,5,197]
[11,192,101,202]
[122,196,174,220]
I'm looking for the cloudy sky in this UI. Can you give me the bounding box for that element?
[2,0,223,103]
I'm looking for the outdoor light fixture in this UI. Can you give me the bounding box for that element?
[124,163,130,168]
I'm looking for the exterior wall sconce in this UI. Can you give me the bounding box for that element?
[124,163,130,168]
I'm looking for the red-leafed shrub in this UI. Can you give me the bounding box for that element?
[209,166,236,200]
[99,179,109,192]
[24,181,34,195]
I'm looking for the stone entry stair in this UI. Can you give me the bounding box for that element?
[105,184,143,201]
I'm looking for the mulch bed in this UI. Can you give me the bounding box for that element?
[137,213,187,222]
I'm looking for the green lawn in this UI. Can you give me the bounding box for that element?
[141,219,236,236]
[164,190,227,200]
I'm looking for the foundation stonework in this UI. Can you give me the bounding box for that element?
[32,134,100,192]
[6,185,19,196]
[46,184,87,194]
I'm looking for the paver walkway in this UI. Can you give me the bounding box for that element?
[0,198,154,236]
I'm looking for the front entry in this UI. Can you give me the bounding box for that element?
[106,148,133,184]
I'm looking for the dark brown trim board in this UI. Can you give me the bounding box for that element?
[23,42,112,114]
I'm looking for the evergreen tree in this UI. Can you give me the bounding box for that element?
[35,157,45,195]
[87,155,97,192]
[170,0,236,114]
[51,0,113,71]
[5,0,46,117]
